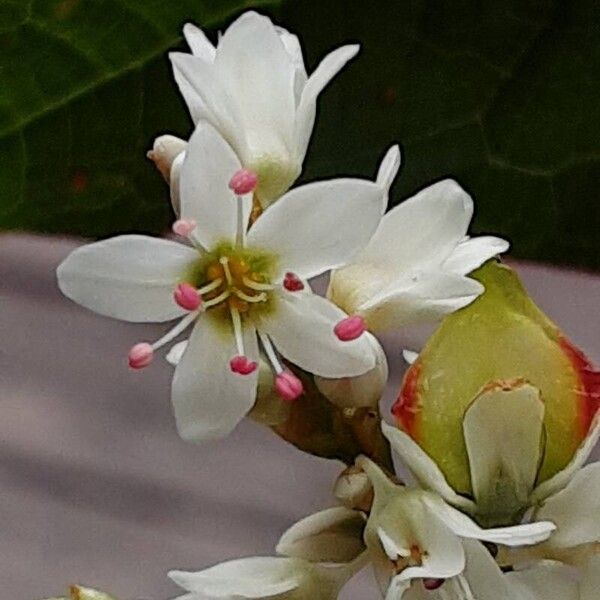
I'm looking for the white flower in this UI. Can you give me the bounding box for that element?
[170,556,346,600]
[355,456,554,598]
[382,385,600,564]
[328,178,509,332]
[166,11,359,205]
[506,556,600,600]
[171,507,367,600]
[57,123,398,442]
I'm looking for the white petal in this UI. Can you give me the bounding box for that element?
[463,383,545,520]
[294,44,360,161]
[57,235,197,322]
[377,145,402,197]
[378,495,466,581]
[425,494,555,547]
[183,22,216,62]
[275,26,307,101]
[535,462,600,548]
[169,149,185,216]
[442,236,510,275]
[247,179,383,280]
[381,421,477,513]
[166,340,187,366]
[171,317,258,441]
[179,122,251,248]
[581,555,600,600]
[531,412,600,503]
[385,577,412,600]
[315,332,388,408]
[259,291,376,378]
[506,561,578,600]
[170,52,243,145]
[276,507,366,563]
[358,271,484,331]
[459,539,523,600]
[169,557,301,598]
[357,179,473,272]
[214,11,296,161]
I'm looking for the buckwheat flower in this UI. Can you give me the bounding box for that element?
[327,179,509,332]
[167,11,359,205]
[356,456,555,599]
[57,123,398,441]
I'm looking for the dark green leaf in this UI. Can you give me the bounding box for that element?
[282,0,600,268]
[0,0,278,236]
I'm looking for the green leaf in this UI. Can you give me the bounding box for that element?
[282,0,600,269]
[0,0,278,236]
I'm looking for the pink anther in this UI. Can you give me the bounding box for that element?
[228,169,258,195]
[174,283,202,311]
[334,315,366,341]
[423,579,446,591]
[172,218,197,237]
[283,272,304,292]
[275,371,304,402]
[230,355,258,375]
[128,342,154,369]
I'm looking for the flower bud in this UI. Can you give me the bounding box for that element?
[147,135,187,182]
[315,332,387,408]
[393,261,600,496]
[334,465,374,511]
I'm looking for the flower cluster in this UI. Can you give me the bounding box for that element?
[53,11,600,600]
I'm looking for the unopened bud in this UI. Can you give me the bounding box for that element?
[147,135,187,182]
[334,465,373,511]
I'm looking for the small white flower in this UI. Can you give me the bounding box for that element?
[356,456,555,599]
[170,556,345,600]
[328,178,509,332]
[382,386,600,565]
[167,11,360,205]
[171,507,368,600]
[57,123,398,442]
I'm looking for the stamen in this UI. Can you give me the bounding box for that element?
[197,278,223,295]
[275,371,304,402]
[283,272,304,292]
[334,315,367,341]
[151,311,198,351]
[233,288,267,303]
[242,276,274,292]
[174,282,202,311]
[228,168,258,195]
[220,256,234,286]
[230,355,258,375]
[172,218,197,237]
[128,342,153,369]
[236,193,245,247]
[258,332,283,375]
[203,289,231,308]
[230,306,245,355]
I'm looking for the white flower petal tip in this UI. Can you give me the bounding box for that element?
[402,349,419,365]
[376,145,401,192]
[229,168,258,195]
[334,466,374,511]
[173,283,202,312]
[166,341,187,366]
[171,218,197,237]
[275,371,304,402]
[128,342,154,370]
[230,355,259,376]
[334,315,367,341]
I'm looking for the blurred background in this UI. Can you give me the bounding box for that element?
[0,0,598,266]
[0,1,599,599]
